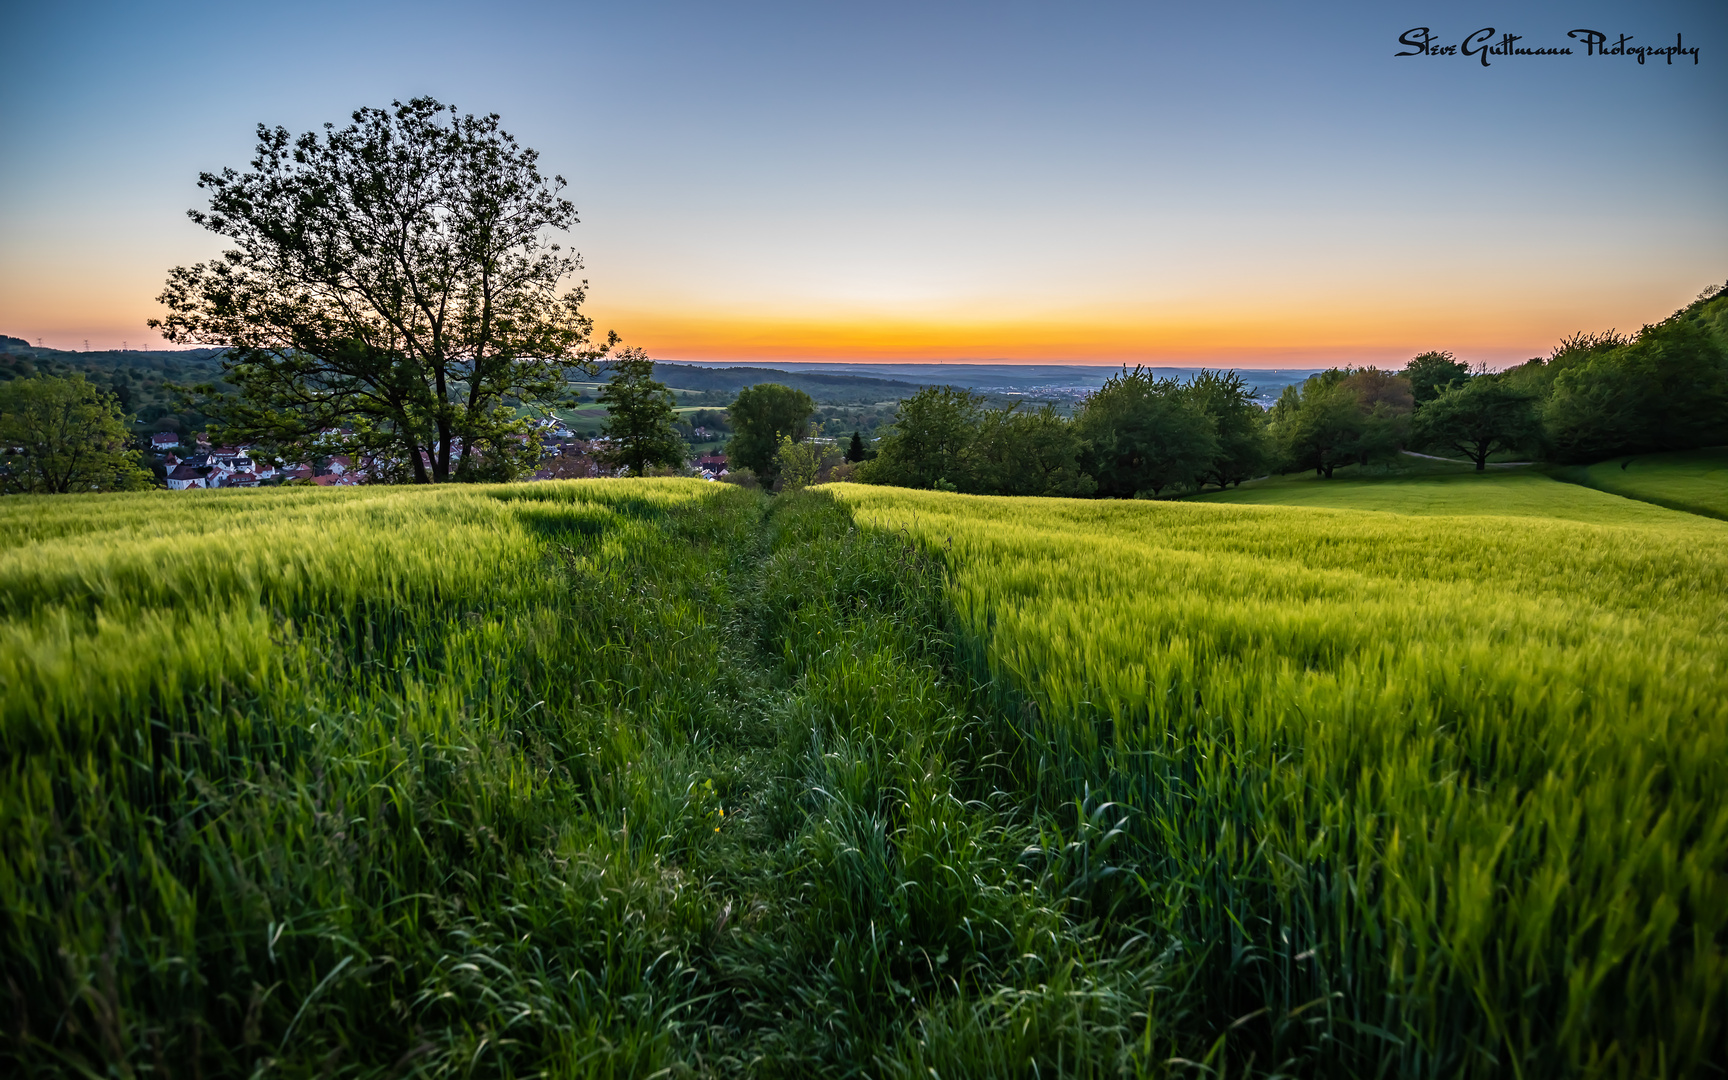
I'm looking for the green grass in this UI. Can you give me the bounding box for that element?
[7,475,1726,1076]
[1554,446,1728,520]
[832,481,1728,1077]
[1188,467,1697,525]
[4,481,1145,1077]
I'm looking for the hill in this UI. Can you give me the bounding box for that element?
[645,360,922,403]
[0,339,230,431]
[1553,446,1728,520]
[1186,461,1696,524]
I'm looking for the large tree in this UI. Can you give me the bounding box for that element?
[597,348,687,475]
[1267,374,1363,479]
[1338,367,1414,466]
[726,383,815,477]
[1402,350,1472,406]
[151,97,611,483]
[860,385,988,491]
[970,404,1095,497]
[0,375,153,494]
[1074,367,1218,497]
[1414,376,1542,470]
[1182,369,1271,489]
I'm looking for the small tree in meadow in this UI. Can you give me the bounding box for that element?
[773,431,821,492]
[598,348,686,475]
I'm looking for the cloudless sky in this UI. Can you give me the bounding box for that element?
[1,1,1722,366]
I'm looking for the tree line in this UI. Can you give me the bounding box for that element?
[832,281,1728,498]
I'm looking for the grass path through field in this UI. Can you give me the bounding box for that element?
[2,482,1175,1077]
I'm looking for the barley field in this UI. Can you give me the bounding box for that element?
[832,477,1728,1077]
[4,475,1725,1077]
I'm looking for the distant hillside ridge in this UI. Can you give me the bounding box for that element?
[0,340,233,432]
[641,361,922,401]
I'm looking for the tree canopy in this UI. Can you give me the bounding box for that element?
[1266,367,1413,477]
[1182,369,1270,489]
[1402,350,1472,405]
[151,97,610,483]
[0,375,153,494]
[1414,376,1543,470]
[1074,367,1219,497]
[861,385,989,491]
[598,348,686,475]
[1541,316,1728,462]
[726,383,815,477]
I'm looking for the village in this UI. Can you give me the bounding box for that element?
[151,416,734,489]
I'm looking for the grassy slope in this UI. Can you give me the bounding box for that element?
[1187,464,1696,524]
[831,479,1728,1076]
[1554,446,1728,520]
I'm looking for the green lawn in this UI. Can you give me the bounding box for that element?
[1187,466,1700,525]
[1554,446,1728,520]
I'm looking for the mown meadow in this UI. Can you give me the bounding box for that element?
[3,473,1725,1077]
[1553,447,1728,521]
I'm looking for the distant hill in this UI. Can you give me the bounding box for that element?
[658,360,1324,403]
[643,362,922,403]
[0,341,230,431]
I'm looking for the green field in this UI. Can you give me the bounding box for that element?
[4,476,1725,1076]
[832,479,1728,1076]
[1187,465,1696,524]
[1552,447,1728,520]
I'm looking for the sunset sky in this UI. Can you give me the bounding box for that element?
[1,1,1723,368]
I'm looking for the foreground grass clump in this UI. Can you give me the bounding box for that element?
[832,480,1728,1077]
[1553,446,1728,520]
[2,479,745,1074]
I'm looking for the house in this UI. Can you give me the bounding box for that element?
[166,464,210,490]
[222,471,261,488]
[696,453,728,469]
[149,432,181,450]
[313,472,360,487]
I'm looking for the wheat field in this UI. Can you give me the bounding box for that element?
[4,476,1724,1076]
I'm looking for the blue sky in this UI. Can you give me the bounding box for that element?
[1,1,1722,365]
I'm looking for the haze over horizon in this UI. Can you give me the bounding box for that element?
[2,1,1723,369]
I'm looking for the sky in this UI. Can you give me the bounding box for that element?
[1,1,1723,368]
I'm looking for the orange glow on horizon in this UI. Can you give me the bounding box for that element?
[591,300,1607,368]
